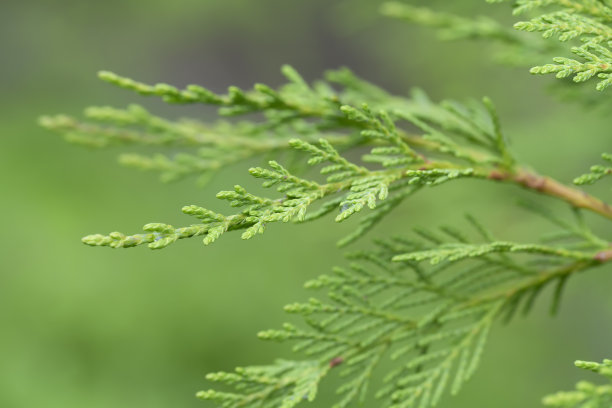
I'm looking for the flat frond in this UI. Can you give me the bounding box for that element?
[510,0,612,89]
[49,67,517,250]
[206,217,605,408]
[382,0,612,90]
[197,359,327,408]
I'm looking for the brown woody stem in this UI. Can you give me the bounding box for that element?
[486,168,612,221]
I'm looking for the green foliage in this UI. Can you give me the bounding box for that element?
[198,214,606,408]
[44,66,520,250]
[505,0,612,89]
[197,359,327,408]
[574,153,612,185]
[384,0,612,90]
[543,359,612,407]
[380,2,519,43]
[510,1,612,89]
[40,1,612,407]
[381,1,556,67]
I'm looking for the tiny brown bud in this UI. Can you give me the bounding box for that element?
[488,170,505,181]
[329,357,344,368]
[594,250,612,262]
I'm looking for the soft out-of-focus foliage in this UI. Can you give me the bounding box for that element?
[574,153,612,185]
[543,359,612,407]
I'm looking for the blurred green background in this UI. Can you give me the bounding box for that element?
[1,0,611,407]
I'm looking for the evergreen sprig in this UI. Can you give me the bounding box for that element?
[574,152,612,185]
[41,2,612,407]
[45,66,530,250]
[381,1,561,68]
[199,215,606,408]
[197,359,327,408]
[543,359,612,407]
[383,0,612,90]
[380,2,520,44]
[500,0,612,89]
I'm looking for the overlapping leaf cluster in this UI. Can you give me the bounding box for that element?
[198,213,606,408]
[510,0,612,90]
[42,66,515,249]
[384,0,612,90]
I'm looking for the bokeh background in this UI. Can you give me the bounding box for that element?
[1,1,611,407]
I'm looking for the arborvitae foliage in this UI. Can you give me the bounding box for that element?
[543,359,612,407]
[574,153,612,185]
[41,66,524,250]
[384,0,612,90]
[41,1,612,407]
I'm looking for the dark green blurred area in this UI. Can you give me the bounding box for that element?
[1,1,611,407]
